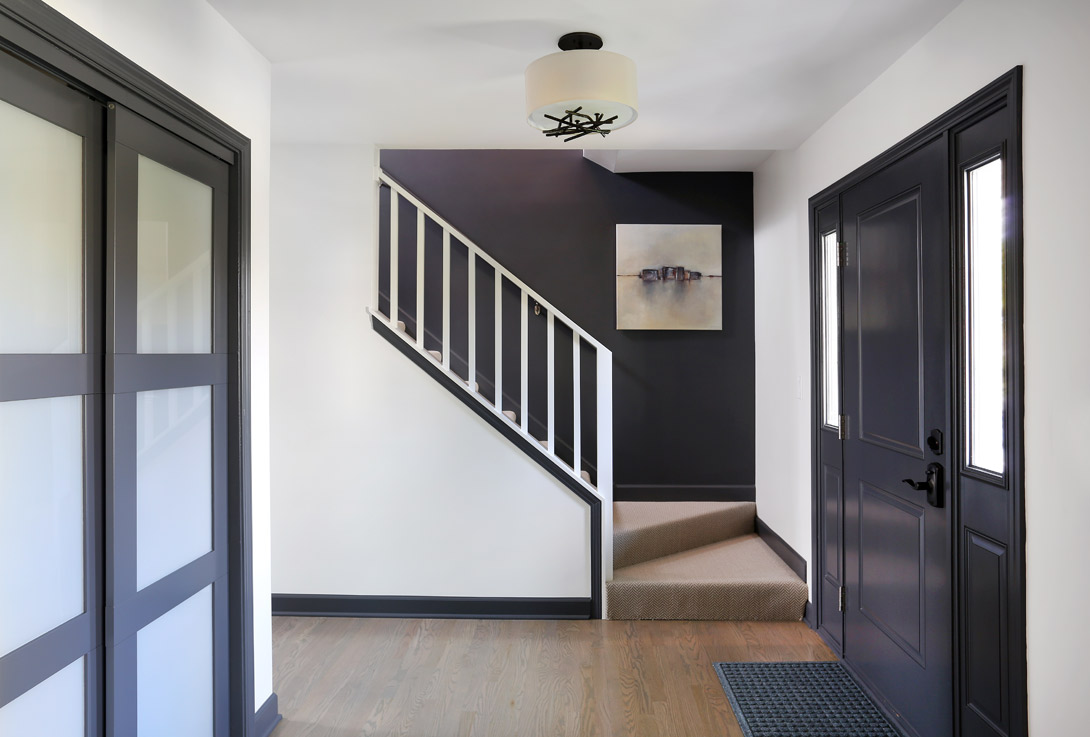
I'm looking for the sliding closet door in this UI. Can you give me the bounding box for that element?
[0,51,103,737]
[104,104,230,737]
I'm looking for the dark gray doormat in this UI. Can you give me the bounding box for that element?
[714,661,904,737]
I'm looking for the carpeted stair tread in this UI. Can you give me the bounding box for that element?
[607,534,807,621]
[613,501,756,569]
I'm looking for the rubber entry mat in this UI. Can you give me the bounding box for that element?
[713,661,904,737]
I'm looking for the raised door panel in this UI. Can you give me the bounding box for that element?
[856,191,926,458]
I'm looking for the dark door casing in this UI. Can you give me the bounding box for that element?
[809,69,1026,737]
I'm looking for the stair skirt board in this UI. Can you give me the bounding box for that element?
[606,534,807,621]
[272,594,593,620]
[371,313,604,618]
[755,516,807,582]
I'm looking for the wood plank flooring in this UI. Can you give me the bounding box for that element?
[272,617,835,737]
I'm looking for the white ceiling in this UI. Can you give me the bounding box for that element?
[208,0,961,166]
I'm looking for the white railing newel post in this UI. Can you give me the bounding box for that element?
[596,346,614,581]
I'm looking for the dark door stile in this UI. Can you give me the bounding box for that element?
[104,102,231,737]
[0,44,105,734]
[809,69,1025,737]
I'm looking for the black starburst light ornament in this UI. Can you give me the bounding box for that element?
[543,106,619,142]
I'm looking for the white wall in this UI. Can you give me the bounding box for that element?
[754,0,1090,733]
[40,0,275,708]
[269,143,591,598]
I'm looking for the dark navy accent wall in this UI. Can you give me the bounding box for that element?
[380,150,754,500]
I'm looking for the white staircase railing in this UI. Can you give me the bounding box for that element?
[370,169,614,582]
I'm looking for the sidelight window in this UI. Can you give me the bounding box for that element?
[821,229,840,429]
[963,156,1006,475]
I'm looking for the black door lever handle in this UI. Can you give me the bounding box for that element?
[901,462,944,508]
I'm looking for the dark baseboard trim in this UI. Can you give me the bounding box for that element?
[254,693,281,737]
[371,313,603,618]
[803,599,816,630]
[614,484,755,502]
[755,516,807,581]
[272,594,593,620]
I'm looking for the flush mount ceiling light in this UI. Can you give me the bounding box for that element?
[525,32,638,142]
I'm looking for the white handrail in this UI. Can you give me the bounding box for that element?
[372,169,612,512]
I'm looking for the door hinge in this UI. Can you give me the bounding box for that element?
[838,586,847,612]
[838,414,849,440]
[837,241,848,267]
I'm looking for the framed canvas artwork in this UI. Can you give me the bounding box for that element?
[616,224,723,330]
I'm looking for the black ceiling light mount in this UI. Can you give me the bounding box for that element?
[525,32,638,142]
[557,32,604,51]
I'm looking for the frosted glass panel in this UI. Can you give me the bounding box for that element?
[0,656,84,737]
[138,585,213,737]
[0,98,83,353]
[821,230,840,428]
[137,155,212,353]
[964,157,1006,474]
[0,396,84,657]
[136,386,212,589]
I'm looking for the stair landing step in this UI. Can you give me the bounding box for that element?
[613,501,756,569]
[607,534,807,621]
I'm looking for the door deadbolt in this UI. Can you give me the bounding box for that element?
[927,428,944,456]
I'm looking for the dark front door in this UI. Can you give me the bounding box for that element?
[841,134,953,737]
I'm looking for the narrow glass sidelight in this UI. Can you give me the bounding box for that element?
[963,156,1006,475]
[821,229,840,429]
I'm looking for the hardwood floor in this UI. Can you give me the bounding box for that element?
[271,616,835,736]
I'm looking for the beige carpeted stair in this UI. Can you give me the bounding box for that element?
[607,502,807,621]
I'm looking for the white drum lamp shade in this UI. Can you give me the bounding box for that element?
[525,35,637,138]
